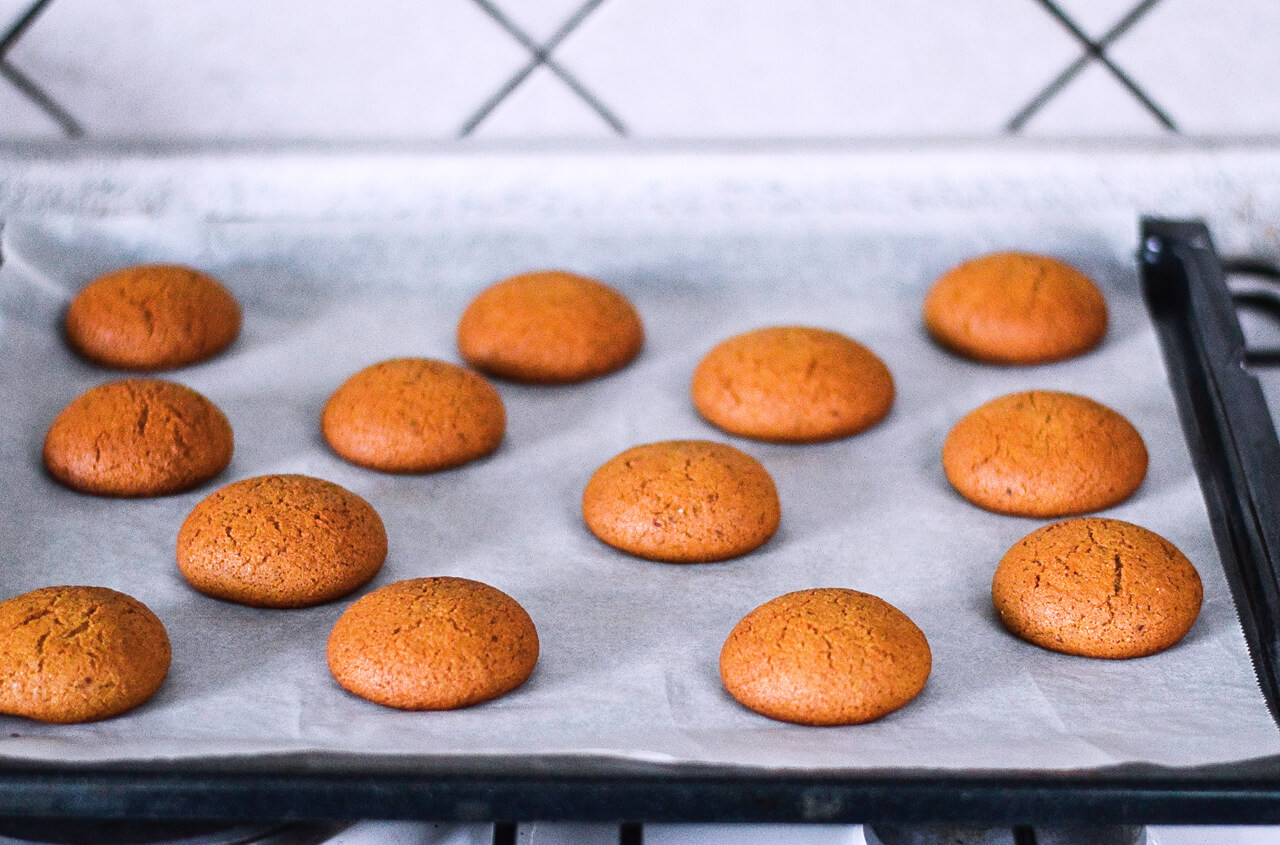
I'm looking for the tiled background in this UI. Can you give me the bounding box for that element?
[1,0,1278,142]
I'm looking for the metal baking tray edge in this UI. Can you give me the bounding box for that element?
[2,151,1280,826]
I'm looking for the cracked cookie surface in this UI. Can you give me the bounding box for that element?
[582,440,780,563]
[923,251,1107,364]
[177,474,387,608]
[457,270,644,384]
[322,357,505,473]
[327,576,539,710]
[992,517,1202,658]
[43,378,234,497]
[691,326,894,443]
[720,588,931,726]
[941,390,1147,518]
[65,264,241,370]
[0,586,170,723]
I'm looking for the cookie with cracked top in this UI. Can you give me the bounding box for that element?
[176,474,387,608]
[322,357,505,473]
[457,270,644,383]
[65,264,241,370]
[941,390,1147,518]
[691,325,894,443]
[992,517,1202,658]
[923,251,1107,364]
[720,588,931,725]
[0,585,171,723]
[582,439,780,563]
[43,378,234,497]
[327,576,539,710]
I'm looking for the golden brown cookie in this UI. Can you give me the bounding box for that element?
[691,326,894,443]
[923,252,1107,364]
[457,270,644,384]
[64,264,242,370]
[582,440,780,563]
[321,357,505,473]
[327,577,539,710]
[43,378,234,497]
[176,474,387,609]
[942,390,1147,518]
[0,586,170,724]
[720,588,931,726]
[992,518,1203,658]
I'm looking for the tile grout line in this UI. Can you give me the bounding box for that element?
[0,60,83,137]
[1007,0,1165,132]
[1040,0,1179,129]
[0,0,54,56]
[0,0,84,138]
[1009,0,1177,133]
[460,0,627,137]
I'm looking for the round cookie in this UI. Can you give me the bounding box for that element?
[43,378,234,497]
[176,474,387,609]
[0,586,170,723]
[942,390,1147,518]
[720,588,931,726]
[923,252,1107,365]
[65,264,241,370]
[691,325,894,443]
[322,357,505,473]
[992,518,1203,658]
[327,577,539,710]
[582,440,780,563]
[457,270,644,384]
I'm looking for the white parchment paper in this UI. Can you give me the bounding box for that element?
[1,207,1277,770]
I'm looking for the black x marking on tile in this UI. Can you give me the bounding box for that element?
[0,0,82,137]
[461,0,627,137]
[1006,0,1177,134]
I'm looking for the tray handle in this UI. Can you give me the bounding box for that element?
[1141,218,1280,727]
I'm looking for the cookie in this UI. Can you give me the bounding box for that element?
[64,264,241,370]
[582,440,780,563]
[923,252,1107,364]
[942,390,1147,518]
[691,326,894,443]
[992,518,1203,658]
[176,474,387,608]
[457,270,644,384]
[720,588,931,726]
[43,378,234,497]
[322,357,505,474]
[0,586,170,723]
[327,577,539,710]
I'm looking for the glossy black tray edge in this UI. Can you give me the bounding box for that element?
[4,218,1280,826]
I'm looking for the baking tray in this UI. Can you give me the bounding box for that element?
[3,144,1280,826]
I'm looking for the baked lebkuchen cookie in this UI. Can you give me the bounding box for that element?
[992,517,1203,658]
[582,439,780,563]
[691,326,894,443]
[942,390,1147,518]
[457,270,644,383]
[65,264,241,370]
[328,577,539,710]
[43,378,233,497]
[923,251,1107,364]
[177,474,387,608]
[322,357,505,473]
[0,586,171,723]
[720,588,931,726]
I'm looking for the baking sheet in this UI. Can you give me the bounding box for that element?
[1,208,1277,771]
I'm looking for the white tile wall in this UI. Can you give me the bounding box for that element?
[1110,0,1280,135]
[0,0,1276,141]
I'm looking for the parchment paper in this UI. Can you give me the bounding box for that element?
[1,209,1277,770]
